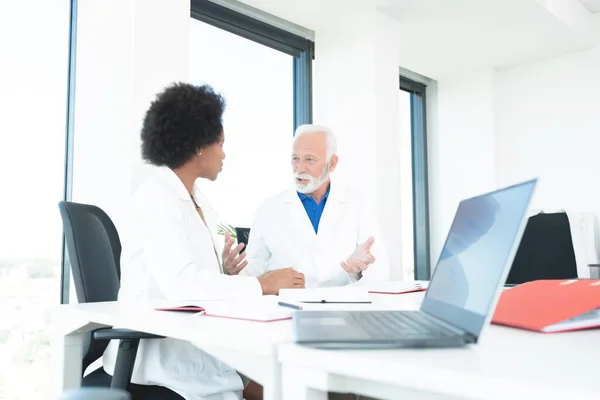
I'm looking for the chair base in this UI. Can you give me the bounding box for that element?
[83,368,184,400]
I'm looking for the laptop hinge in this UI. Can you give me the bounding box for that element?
[465,333,478,344]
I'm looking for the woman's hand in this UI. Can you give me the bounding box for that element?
[221,231,248,275]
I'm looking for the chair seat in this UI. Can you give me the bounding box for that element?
[83,368,184,400]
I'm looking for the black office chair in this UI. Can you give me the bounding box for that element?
[58,201,183,400]
[235,227,250,253]
[507,211,579,285]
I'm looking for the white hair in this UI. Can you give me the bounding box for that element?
[293,124,338,161]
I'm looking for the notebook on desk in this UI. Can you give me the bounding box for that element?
[279,287,372,304]
[353,280,429,295]
[492,279,600,333]
[155,295,293,322]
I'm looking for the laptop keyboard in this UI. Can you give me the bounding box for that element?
[351,311,456,338]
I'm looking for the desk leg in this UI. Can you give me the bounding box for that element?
[51,328,85,397]
[262,359,282,400]
[281,364,327,400]
[51,318,105,398]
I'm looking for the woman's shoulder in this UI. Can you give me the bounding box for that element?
[131,167,182,210]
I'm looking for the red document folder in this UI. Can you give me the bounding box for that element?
[492,279,600,333]
[154,296,293,322]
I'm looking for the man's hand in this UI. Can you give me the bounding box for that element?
[341,236,376,274]
[258,268,305,295]
[222,231,247,275]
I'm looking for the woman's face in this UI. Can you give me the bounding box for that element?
[198,131,226,181]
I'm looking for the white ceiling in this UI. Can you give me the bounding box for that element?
[377,0,596,78]
[239,0,598,79]
[579,0,600,13]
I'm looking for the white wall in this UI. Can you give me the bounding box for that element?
[72,0,190,232]
[428,46,600,266]
[428,70,497,264]
[495,47,600,213]
[312,8,406,279]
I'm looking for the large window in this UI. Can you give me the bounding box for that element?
[400,76,430,280]
[190,0,313,231]
[0,0,71,398]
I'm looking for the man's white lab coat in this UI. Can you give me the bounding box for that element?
[102,165,262,399]
[241,184,390,287]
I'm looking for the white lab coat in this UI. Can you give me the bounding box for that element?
[241,184,390,287]
[102,165,262,400]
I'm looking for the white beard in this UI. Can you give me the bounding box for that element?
[294,163,330,194]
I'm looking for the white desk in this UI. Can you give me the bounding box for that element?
[53,294,599,400]
[50,301,291,400]
[50,294,420,399]
[279,318,600,400]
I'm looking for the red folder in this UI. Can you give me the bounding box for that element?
[362,281,429,295]
[492,279,600,333]
[154,296,293,322]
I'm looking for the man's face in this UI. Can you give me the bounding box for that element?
[292,132,332,194]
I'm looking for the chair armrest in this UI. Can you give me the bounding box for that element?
[93,329,164,390]
[93,328,165,341]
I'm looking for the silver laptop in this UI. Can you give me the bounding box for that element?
[292,179,538,349]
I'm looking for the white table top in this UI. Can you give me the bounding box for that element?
[54,293,421,357]
[56,301,292,357]
[279,321,600,400]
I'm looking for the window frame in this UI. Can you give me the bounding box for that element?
[190,0,314,129]
[400,76,431,281]
[60,0,78,304]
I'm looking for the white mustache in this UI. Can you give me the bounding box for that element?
[294,173,313,181]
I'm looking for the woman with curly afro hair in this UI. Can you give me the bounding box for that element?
[102,82,304,400]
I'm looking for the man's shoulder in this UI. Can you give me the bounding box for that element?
[252,187,295,220]
[260,187,295,206]
[331,185,363,203]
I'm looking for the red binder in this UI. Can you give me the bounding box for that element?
[492,279,600,333]
[154,296,293,322]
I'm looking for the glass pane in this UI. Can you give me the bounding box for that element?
[0,0,70,398]
[399,89,414,280]
[189,20,294,233]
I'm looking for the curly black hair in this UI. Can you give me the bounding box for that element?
[141,82,226,168]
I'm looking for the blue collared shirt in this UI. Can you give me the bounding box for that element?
[297,186,330,233]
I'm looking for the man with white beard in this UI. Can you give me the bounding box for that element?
[226,124,390,288]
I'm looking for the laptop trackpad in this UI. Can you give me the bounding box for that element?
[301,316,347,326]
[297,315,368,340]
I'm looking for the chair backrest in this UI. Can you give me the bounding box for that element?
[235,227,250,253]
[58,201,122,372]
[58,201,121,303]
[507,212,578,284]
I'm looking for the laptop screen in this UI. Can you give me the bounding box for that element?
[421,179,537,339]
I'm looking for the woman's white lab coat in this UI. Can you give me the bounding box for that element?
[102,165,262,400]
[241,184,390,287]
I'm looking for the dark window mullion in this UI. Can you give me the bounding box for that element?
[410,91,430,280]
[293,47,313,130]
[61,0,78,304]
[401,77,430,280]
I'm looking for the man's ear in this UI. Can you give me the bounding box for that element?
[329,155,339,172]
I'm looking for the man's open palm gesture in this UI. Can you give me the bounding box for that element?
[341,236,376,274]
